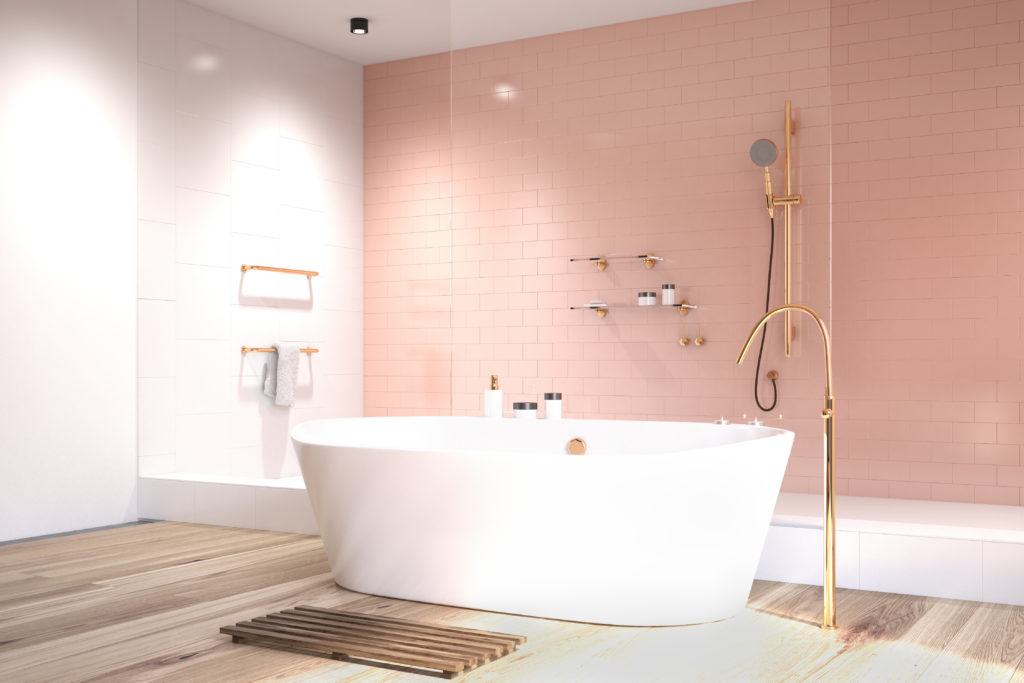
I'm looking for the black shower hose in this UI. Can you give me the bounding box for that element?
[755,216,779,412]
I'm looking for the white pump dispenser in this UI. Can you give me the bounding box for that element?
[484,375,503,418]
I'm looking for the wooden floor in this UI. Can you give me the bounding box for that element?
[1,523,1023,682]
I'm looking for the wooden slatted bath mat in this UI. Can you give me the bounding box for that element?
[221,605,526,678]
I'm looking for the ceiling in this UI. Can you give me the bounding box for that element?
[187,0,747,65]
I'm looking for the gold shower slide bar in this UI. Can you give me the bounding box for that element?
[782,100,800,357]
[241,346,319,354]
[240,265,319,277]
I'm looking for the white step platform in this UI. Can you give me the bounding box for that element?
[138,473,318,534]
[139,476,1024,607]
[757,493,1024,606]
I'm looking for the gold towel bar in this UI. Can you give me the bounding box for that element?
[240,265,319,277]
[241,346,319,354]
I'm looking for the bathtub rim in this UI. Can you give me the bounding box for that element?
[290,415,795,461]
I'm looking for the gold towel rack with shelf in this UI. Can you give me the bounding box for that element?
[241,346,319,355]
[240,265,319,278]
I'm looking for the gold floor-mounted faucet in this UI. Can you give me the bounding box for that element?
[737,303,837,630]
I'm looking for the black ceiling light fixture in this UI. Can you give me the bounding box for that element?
[350,17,368,35]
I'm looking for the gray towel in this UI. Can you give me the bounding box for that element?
[262,343,300,407]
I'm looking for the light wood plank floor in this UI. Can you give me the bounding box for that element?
[1,522,1023,681]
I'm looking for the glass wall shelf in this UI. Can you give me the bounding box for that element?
[570,301,697,318]
[569,254,663,271]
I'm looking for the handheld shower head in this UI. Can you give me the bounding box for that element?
[750,139,778,217]
[750,139,778,167]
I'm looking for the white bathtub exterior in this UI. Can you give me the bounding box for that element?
[291,416,794,626]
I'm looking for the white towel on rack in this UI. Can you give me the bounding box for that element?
[262,351,278,400]
[262,343,301,407]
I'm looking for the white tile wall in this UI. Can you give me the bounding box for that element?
[139,64,176,145]
[231,94,280,168]
[279,138,327,211]
[138,220,175,300]
[138,377,175,457]
[0,0,141,542]
[175,37,232,122]
[138,0,176,69]
[176,189,230,266]
[137,0,363,495]
[324,181,363,249]
[231,162,280,237]
[138,141,175,223]
[176,113,231,194]
[138,300,175,377]
[175,264,231,339]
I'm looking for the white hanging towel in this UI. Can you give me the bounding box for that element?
[262,343,300,407]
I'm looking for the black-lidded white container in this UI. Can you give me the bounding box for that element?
[544,392,562,420]
[638,291,657,306]
[513,402,537,419]
[662,283,676,306]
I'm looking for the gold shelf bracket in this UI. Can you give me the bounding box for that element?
[569,304,608,318]
[569,257,607,271]
[676,300,697,317]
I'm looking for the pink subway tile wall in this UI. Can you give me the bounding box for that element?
[364,53,454,416]
[365,0,836,495]
[832,0,1024,505]
[366,0,1024,506]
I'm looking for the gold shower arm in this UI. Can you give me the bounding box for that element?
[736,303,831,396]
[736,302,837,631]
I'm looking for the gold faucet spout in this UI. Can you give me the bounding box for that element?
[736,303,832,398]
[737,303,837,631]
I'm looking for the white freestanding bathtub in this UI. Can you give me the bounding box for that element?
[291,416,794,626]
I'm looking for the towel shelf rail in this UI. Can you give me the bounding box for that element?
[240,265,319,277]
[241,346,319,354]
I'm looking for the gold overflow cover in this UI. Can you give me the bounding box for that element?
[567,438,587,455]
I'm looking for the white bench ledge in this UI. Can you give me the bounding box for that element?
[143,472,306,490]
[773,492,1024,544]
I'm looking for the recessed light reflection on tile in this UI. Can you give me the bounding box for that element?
[190,53,220,72]
[493,83,517,101]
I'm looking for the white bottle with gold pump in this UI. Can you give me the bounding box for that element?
[484,375,503,418]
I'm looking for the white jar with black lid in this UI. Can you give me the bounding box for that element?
[638,291,657,306]
[661,283,676,306]
[544,393,562,419]
[513,402,537,419]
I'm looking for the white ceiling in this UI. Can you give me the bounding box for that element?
[187,0,747,65]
